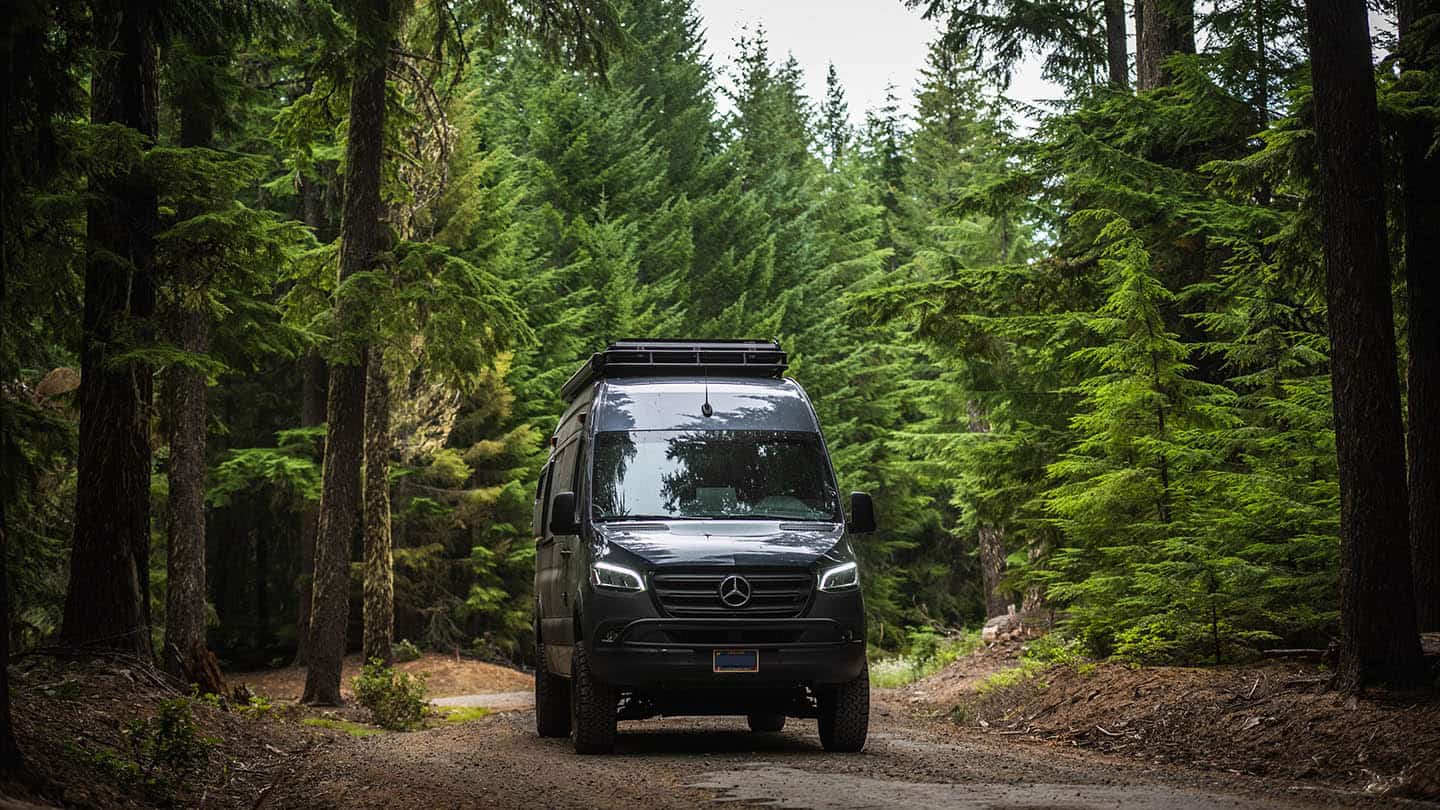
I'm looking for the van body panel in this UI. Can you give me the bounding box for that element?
[594,521,848,568]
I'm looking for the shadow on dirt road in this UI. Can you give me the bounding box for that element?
[264,692,1389,809]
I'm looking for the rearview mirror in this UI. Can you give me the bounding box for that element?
[848,491,876,534]
[549,491,579,535]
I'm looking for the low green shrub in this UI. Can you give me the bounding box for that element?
[352,659,428,730]
[393,638,424,663]
[870,627,982,688]
[74,695,220,802]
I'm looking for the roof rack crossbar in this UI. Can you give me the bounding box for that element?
[560,339,787,401]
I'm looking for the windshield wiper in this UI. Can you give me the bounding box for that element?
[595,514,704,522]
[688,514,830,521]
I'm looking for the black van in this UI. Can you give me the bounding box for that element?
[532,339,874,754]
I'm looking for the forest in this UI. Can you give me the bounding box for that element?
[3,0,1440,780]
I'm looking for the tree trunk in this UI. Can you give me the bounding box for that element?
[293,181,330,667]
[1305,0,1426,689]
[1135,0,1195,90]
[362,352,394,665]
[1105,0,1129,89]
[1398,0,1440,633]
[977,527,1009,618]
[966,402,1010,618]
[60,0,158,657]
[162,65,219,690]
[1,34,25,772]
[0,497,20,770]
[302,0,390,706]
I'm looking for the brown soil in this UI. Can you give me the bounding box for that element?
[6,645,1436,809]
[903,649,1440,802]
[1,653,317,809]
[237,653,532,702]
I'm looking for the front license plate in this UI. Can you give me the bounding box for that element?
[713,649,759,673]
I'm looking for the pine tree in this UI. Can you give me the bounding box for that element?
[1043,212,1238,660]
[819,62,851,168]
[304,0,394,705]
[60,0,160,658]
[1304,0,1425,689]
[1397,0,1440,632]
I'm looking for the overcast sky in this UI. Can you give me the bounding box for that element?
[690,0,1062,128]
[690,2,1398,131]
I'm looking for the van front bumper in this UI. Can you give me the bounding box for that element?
[585,618,867,687]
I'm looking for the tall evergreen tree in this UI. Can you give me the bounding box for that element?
[1397,0,1440,632]
[1304,0,1425,689]
[304,0,394,705]
[820,62,850,168]
[60,0,160,657]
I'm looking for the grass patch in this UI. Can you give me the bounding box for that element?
[871,627,983,688]
[976,659,1047,693]
[302,717,386,738]
[437,705,490,725]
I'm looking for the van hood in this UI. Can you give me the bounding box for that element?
[593,520,849,568]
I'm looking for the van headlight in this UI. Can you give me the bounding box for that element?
[591,561,645,591]
[817,561,859,591]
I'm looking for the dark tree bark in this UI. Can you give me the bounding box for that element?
[1135,0,1195,90]
[1105,0,1129,89]
[302,0,390,705]
[60,0,158,657]
[1,485,20,771]
[1398,0,1440,633]
[162,67,219,691]
[1,20,25,770]
[1304,0,1426,689]
[293,178,330,667]
[362,352,394,664]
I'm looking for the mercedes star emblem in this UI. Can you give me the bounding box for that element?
[718,575,752,608]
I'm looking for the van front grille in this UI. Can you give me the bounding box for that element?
[650,570,813,618]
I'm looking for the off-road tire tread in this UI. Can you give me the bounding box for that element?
[570,641,617,754]
[747,713,786,732]
[817,663,869,752]
[534,634,571,738]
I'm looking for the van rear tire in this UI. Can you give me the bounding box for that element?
[570,641,617,754]
[747,713,786,732]
[534,633,571,738]
[817,663,869,752]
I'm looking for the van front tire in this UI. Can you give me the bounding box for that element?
[570,641,617,754]
[817,663,869,752]
[534,633,571,738]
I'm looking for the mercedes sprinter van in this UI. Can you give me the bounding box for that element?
[532,339,874,754]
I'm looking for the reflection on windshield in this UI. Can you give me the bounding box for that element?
[592,430,841,522]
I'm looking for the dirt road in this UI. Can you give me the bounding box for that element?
[259,690,1383,810]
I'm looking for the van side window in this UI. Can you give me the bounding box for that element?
[532,461,552,537]
[550,440,580,529]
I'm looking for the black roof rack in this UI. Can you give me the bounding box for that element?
[560,339,788,402]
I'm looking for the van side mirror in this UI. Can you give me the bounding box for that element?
[549,491,579,535]
[848,492,876,534]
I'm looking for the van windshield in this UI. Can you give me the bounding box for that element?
[592,430,842,522]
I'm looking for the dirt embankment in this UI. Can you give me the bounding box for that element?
[236,653,531,702]
[2,654,313,809]
[901,644,1440,802]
